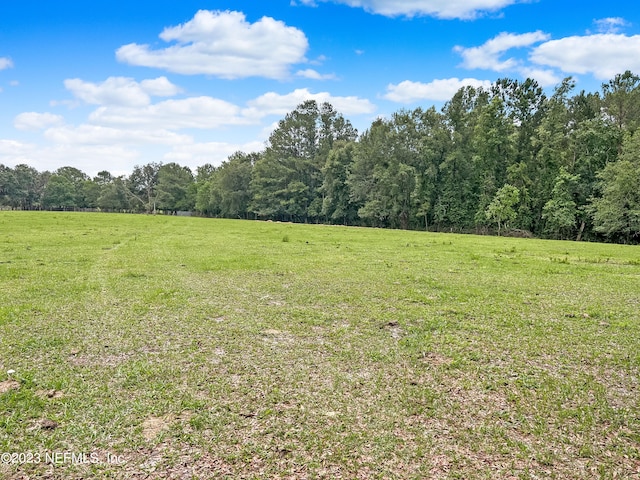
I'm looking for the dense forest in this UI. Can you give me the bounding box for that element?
[2,72,640,243]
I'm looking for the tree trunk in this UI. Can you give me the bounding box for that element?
[576,220,585,242]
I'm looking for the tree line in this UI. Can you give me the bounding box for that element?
[2,72,640,243]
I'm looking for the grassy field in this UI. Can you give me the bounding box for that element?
[0,211,639,479]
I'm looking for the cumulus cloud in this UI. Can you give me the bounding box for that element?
[64,76,181,107]
[384,78,493,103]
[116,10,309,79]
[297,0,521,19]
[0,139,35,162]
[5,84,375,175]
[88,96,249,130]
[140,77,182,97]
[14,112,65,131]
[530,34,640,80]
[164,140,266,168]
[0,57,13,70]
[516,67,560,87]
[243,88,376,118]
[0,139,140,176]
[455,31,550,71]
[454,31,563,85]
[43,125,192,146]
[296,69,337,80]
[594,17,629,34]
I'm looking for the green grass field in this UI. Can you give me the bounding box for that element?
[0,211,639,479]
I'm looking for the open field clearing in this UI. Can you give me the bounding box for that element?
[0,212,639,479]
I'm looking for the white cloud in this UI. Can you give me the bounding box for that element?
[14,112,65,131]
[384,78,493,103]
[88,97,249,130]
[243,88,376,118]
[5,84,375,176]
[530,34,640,80]
[0,57,13,70]
[64,76,181,107]
[43,125,192,146]
[140,77,182,97]
[594,17,629,34]
[116,10,309,79]
[296,69,337,80]
[0,139,141,177]
[455,31,550,71]
[164,140,265,169]
[298,0,520,19]
[0,139,35,161]
[516,67,561,87]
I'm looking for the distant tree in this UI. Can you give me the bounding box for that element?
[485,184,520,235]
[601,70,640,133]
[251,100,357,222]
[322,141,359,225]
[155,163,195,212]
[195,164,216,182]
[214,152,255,218]
[349,118,395,227]
[472,95,515,225]
[94,170,114,186]
[10,164,46,209]
[493,78,547,231]
[589,133,640,242]
[83,180,102,208]
[42,175,76,209]
[129,162,161,213]
[193,164,218,216]
[0,165,16,206]
[54,166,89,207]
[97,177,130,211]
[435,86,486,229]
[542,168,580,239]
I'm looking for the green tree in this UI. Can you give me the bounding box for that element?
[601,70,640,133]
[129,162,161,213]
[250,100,356,222]
[97,177,130,211]
[156,163,195,212]
[472,95,515,226]
[542,167,580,239]
[589,133,640,242]
[0,165,16,206]
[194,164,218,216]
[349,119,398,227]
[435,86,486,229]
[214,152,256,218]
[322,141,358,225]
[10,164,44,209]
[485,184,520,235]
[42,175,77,209]
[82,181,101,208]
[493,78,547,231]
[54,166,89,207]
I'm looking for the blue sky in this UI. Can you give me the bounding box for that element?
[2,0,640,176]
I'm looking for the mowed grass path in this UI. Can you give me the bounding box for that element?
[0,212,638,479]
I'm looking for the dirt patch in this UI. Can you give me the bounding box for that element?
[421,352,453,366]
[261,329,294,343]
[36,389,64,399]
[141,416,173,442]
[27,418,59,431]
[0,380,20,394]
[68,353,130,367]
